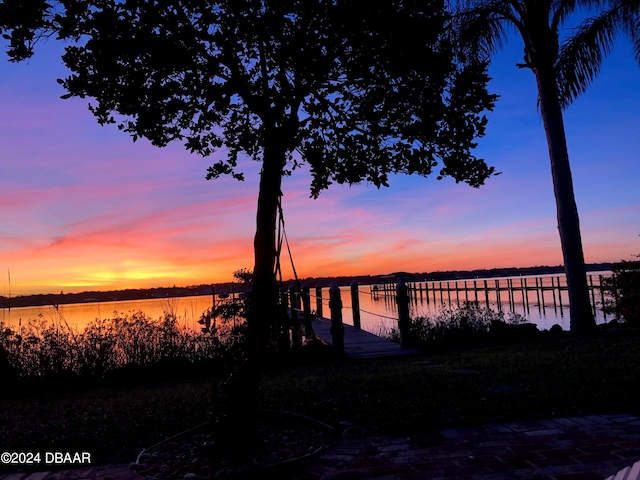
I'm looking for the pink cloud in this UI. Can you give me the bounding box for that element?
[2,38,638,296]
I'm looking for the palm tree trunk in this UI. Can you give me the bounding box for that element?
[534,64,596,334]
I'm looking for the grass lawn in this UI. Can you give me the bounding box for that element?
[2,329,639,469]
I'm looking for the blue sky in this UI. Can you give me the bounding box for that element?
[0,27,638,296]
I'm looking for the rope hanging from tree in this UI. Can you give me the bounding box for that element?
[274,195,300,290]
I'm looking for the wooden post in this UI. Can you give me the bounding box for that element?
[484,280,489,307]
[301,283,314,339]
[446,281,452,306]
[557,276,563,315]
[301,283,311,316]
[315,285,323,318]
[464,280,469,303]
[351,281,361,329]
[474,280,478,302]
[439,281,444,304]
[523,278,530,314]
[588,275,597,318]
[397,279,411,348]
[495,279,502,311]
[329,282,345,354]
[505,279,510,310]
[550,277,557,310]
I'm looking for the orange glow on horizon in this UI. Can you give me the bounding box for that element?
[4,205,634,297]
[2,34,638,299]
[6,244,627,297]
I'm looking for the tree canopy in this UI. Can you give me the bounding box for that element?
[1,0,499,355]
[2,0,501,453]
[1,0,497,196]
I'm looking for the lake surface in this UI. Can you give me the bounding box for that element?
[0,295,213,332]
[319,274,611,334]
[1,273,613,335]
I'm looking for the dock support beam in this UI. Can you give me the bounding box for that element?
[315,285,323,318]
[329,282,345,354]
[397,279,411,348]
[301,283,314,339]
[351,281,361,329]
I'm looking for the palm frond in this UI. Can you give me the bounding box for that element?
[616,0,640,63]
[556,0,639,108]
[449,0,519,61]
[551,0,610,32]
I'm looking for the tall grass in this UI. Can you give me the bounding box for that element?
[0,308,246,382]
[386,301,530,347]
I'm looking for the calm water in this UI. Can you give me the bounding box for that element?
[316,272,612,334]
[1,273,612,334]
[0,295,214,332]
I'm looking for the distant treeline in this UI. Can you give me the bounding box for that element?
[417,263,612,282]
[287,263,613,288]
[1,263,612,309]
[0,285,218,309]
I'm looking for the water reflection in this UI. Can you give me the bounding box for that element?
[1,273,613,335]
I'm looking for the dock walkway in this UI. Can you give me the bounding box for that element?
[310,317,418,359]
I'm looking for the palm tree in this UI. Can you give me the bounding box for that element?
[452,0,639,334]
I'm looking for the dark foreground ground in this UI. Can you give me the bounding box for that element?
[2,414,640,479]
[1,329,639,477]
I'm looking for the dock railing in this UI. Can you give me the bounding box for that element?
[286,280,414,352]
[373,274,614,319]
[284,273,617,353]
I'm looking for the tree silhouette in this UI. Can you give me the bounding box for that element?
[1,0,499,348]
[452,0,639,334]
[2,0,498,453]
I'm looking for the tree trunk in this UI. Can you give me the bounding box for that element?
[534,64,597,334]
[248,136,286,358]
[216,132,286,458]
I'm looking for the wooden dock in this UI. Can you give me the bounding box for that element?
[373,273,612,319]
[311,317,418,359]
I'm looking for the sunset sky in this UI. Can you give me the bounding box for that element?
[1,31,639,296]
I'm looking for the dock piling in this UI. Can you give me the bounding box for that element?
[329,283,345,354]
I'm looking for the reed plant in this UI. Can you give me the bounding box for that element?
[602,259,640,325]
[386,301,529,347]
[0,306,247,383]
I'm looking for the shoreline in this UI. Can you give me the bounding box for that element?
[1,263,612,309]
